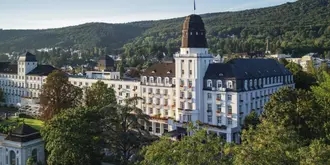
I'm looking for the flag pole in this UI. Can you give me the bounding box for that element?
[194,0,196,14]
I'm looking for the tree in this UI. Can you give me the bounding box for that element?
[140,128,232,165]
[234,121,300,165]
[285,62,316,89]
[39,70,82,121]
[85,81,116,108]
[26,157,34,165]
[297,140,330,165]
[242,111,260,130]
[41,106,103,165]
[100,97,152,165]
[263,87,321,142]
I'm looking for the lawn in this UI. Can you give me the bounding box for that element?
[1,117,44,130]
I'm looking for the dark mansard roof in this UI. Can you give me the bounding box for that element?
[204,58,292,80]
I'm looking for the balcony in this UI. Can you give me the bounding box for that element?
[216,98,221,101]
[216,110,221,113]
[240,100,244,102]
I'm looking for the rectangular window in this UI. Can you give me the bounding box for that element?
[156,89,160,94]
[217,116,222,124]
[216,94,221,100]
[187,115,192,122]
[188,80,192,87]
[126,85,130,89]
[143,88,146,93]
[208,115,212,122]
[180,92,184,98]
[164,89,168,95]
[227,95,232,101]
[164,124,168,133]
[207,93,212,99]
[181,70,184,75]
[228,118,232,125]
[156,123,160,133]
[207,104,212,111]
[217,104,221,111]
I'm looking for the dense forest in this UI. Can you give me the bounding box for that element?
[1,0,330,67]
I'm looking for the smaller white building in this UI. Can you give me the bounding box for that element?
[0,124,45,165]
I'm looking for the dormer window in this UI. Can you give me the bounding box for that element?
[267,78,270,84]
[258,79,262,86]
[271,77,273,84]
[152,70,156,74]
[172,78,176,85]
[165,77,169,85]
[249,80,253,87]
[207,80,212,88]
[244,80,248,90]
[196,32,198,35]
[227,81,233,89]
[217,80,222,89]
[143,76,147,83]
[157,77,162,84]
[254,79,257,87]
[150,77,154,83]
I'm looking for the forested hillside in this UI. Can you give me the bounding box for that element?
[1,0,330,65]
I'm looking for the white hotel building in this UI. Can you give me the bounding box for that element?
[0,14,294,143]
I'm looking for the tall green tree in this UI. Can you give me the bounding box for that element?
[263,87,321,141]
[41,106,103,165]
[140,128,232,165]
[234,121,300,165]
[39,70,82,121]
[101,97,152,165]
[85,80,116,108]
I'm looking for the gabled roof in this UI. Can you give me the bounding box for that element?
[142,62,175,77]
[5,124,41,142]
[204,58,292,80]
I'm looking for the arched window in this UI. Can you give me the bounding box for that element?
[227,81,233,89]
[271,77,273,84]
[207,80,212,87]
[249,80,253,87]
[32,148,38,162]
[157,77,162,84]
[150,77,154,83]
[143,76,147,83]
[216,80,222,89]
[267,77,269,84]
[259,79,262,86]
[10,150,15,165]
[254,79,257,87]
[165,77,169,85]
[244,80,248,90]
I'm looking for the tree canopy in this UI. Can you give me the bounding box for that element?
[85,80,116,108]
[140,128,232,165]
[41,106,104,165]
[39,70,82,121]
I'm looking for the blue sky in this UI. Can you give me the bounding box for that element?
[0,0,295,29]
